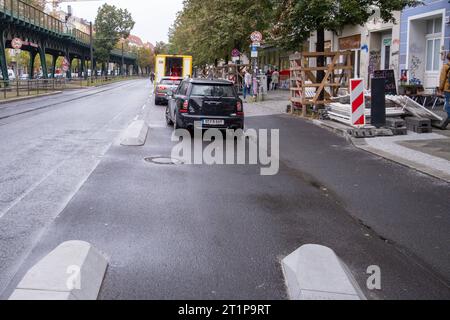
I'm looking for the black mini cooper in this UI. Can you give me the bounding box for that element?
[166,78,244,130]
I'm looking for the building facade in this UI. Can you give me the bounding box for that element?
[399,0,450,88]
[308,11,401,89]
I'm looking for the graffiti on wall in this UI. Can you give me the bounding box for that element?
[409,55,422,85]
[368,50,381,79]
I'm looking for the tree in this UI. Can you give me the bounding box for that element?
[271,0,419,101]
[94,4,135,70]
[154,41,170,55]
[134,47,154,74]
[168,0,274,66]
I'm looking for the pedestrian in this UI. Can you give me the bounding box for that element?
[439,52,450,118]
[150,71,155,83]
[266,68,272,92]
[243,69,252,100]
[271,68,279,91]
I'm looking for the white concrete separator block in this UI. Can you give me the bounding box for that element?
[9,241,108,300]
[282,244,365,300]
[120,120,149,146]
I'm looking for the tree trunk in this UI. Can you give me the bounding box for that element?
[316,27,325,107]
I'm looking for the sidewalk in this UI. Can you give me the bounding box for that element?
[244,90,289,117]
[315,119,450,183]
[245,90,450,183]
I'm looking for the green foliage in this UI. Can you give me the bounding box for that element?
[94,4,135,63]
[272,0,420,50]
[168,0,274,65]
[133,46,154,73]
[154,41,170,55]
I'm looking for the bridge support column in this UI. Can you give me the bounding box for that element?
[0,30,9,82]
[51,55,58,78]
[38,46,48,79]
[81,57,87,80]
[68,57,74,79]
[29,51,37,79]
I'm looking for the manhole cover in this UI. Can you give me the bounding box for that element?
[144,156,183,165]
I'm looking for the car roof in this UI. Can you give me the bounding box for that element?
[188,78,233,85]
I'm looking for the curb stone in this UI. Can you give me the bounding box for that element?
[9,241,108,300]
[120,120,149,146]
[282,244,365,300]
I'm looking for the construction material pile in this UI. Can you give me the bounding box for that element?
[324,94,449,131]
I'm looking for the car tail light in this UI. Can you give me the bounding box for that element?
[237,101,244,115]
[180,100,189,113]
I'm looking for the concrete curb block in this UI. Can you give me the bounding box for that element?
[120,120,149,146]
[9,241,108,300]
[0,91,62,105]
[282,244,365,300]
[312,119,353,141]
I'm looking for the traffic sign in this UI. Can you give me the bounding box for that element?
[231,48,240,57]
[251,46,258,58]
[250,31,262,43]
[350,79,366,127]
[11,38,23,50]
[62,57,70,72]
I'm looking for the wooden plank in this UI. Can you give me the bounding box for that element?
[302,66,353,71]
[312,54,339,103]
[301,51,352,57]
[303,83,341,87]
[290,97,303,103]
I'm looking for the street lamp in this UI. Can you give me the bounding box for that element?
[90,22,94,83]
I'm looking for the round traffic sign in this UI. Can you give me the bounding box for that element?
[250,31,262,43]
[62,57,70,72]
[231,48,240,57]
[11,38,23,50]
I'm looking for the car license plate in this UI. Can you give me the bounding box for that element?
[203,119,224,125]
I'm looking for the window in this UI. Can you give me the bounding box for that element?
[161,79,181,85]
[425,38,441,72]
[426,17,443,35]
[384,44,391,70]
[190,85,235,97]
[425,17,443,72]
[177,81,189,95]
[434,18,442,33]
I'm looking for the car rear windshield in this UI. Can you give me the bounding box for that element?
[161,79,181,85]
[190,84,235,97]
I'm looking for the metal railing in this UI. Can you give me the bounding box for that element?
[0,79,65,99]
[110,48,138,60]
[0,0,137,57]
[0,0,65,34]
[0,75,145,100]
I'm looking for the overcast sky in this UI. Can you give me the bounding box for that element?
[62,1,184,45]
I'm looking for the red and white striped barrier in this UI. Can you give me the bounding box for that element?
[350,79,366,127]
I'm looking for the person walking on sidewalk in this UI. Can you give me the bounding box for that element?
[271,68,280,91]
[266,68,272,91]
[439,52,450,118]
[243,69,252,100]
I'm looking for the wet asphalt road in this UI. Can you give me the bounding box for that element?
[1,83,450,299]
[0,79,150,297]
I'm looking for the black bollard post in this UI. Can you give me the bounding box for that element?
[371,78,386,128]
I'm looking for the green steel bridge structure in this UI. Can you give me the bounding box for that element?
[0,0,137,80]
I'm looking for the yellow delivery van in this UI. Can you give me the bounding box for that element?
[154,54,193,83]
